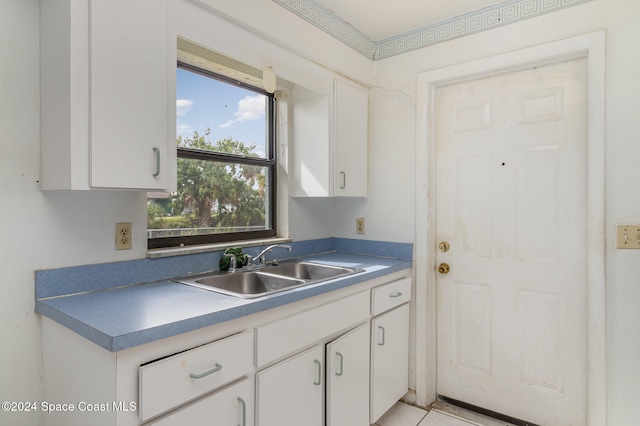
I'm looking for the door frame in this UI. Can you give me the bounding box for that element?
[414,31,606,425]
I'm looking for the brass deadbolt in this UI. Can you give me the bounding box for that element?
[437,263,450,274]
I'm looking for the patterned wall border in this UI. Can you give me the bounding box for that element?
[272,0,376,58]
[273,0,593,60]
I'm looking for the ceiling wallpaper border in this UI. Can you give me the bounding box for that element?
[273,0,593,60]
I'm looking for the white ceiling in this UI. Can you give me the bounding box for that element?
[315,0,501,41]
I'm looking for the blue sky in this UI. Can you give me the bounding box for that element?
[176,68,268,157]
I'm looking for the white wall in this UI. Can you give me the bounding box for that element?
[370,0,640,424]
[0,2,149,424]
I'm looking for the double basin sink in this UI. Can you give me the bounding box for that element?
[173,261,364,298]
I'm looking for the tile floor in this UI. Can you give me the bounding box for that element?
[373,402,517,426]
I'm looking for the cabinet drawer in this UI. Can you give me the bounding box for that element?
[147,377,253,426]
[139,330,253,421]
[371,277,411,316]
[256,291,369,366]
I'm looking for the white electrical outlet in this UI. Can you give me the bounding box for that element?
[356,217,365,234]
[116,222,132,250]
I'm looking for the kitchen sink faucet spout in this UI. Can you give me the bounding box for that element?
[252,244,292,267]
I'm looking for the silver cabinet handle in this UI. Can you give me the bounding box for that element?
[340,171,346,189]
[335,352,344,376]
[313,359,322,385]
[189,362,222,379]
[237,397,246,426]
[153,147,160,177]
[390,291,403,298]
[378,326,386,346]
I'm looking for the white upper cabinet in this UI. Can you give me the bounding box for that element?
[40,0,176,191]
[290,78,368,197]
[333,79,368,197]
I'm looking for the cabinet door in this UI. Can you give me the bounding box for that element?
[90,0,172,190]
[256,345,324,426]
[289,85,331,197]
[326,323,370,426]
[370,303,410,423]
[148,377,253,425]
[333,79,368,197]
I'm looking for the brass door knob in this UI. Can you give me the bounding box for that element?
[438,263,450,274]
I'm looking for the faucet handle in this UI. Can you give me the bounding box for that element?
[223,253,237,273]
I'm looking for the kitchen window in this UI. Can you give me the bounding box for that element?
[147,62,277,249]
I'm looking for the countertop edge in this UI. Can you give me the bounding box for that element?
[37,256,413,352]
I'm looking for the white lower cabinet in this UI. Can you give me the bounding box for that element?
[256,345,325,426]
[257,322,371,426]
[326,323,370,426]
[148,377,253,426]
[370,303,410,423]
[41,270,412,426]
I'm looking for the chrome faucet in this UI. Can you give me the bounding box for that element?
[251,244,292,267]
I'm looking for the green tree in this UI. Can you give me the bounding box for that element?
[172,129,266,230]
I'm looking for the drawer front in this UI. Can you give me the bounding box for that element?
[148,377,253,426]
[139,330,253,421]
[372,277,411,316]
[256,291,369,367]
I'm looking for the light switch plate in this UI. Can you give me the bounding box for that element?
[616,224,640,249]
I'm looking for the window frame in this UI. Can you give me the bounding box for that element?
[148,62,278,249]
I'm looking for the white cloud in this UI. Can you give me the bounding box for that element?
[176,99,194,117]
[219,95,265,128]
[176,122,193,138]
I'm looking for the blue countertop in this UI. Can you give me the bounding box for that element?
[36,252,412,352]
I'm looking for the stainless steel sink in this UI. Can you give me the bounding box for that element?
[173,261,363,298]
[261,261,359,281]
[174,271,305,298]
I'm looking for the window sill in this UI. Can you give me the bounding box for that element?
[146,237,293,259]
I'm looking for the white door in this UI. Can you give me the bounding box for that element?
[435,58,587,425]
